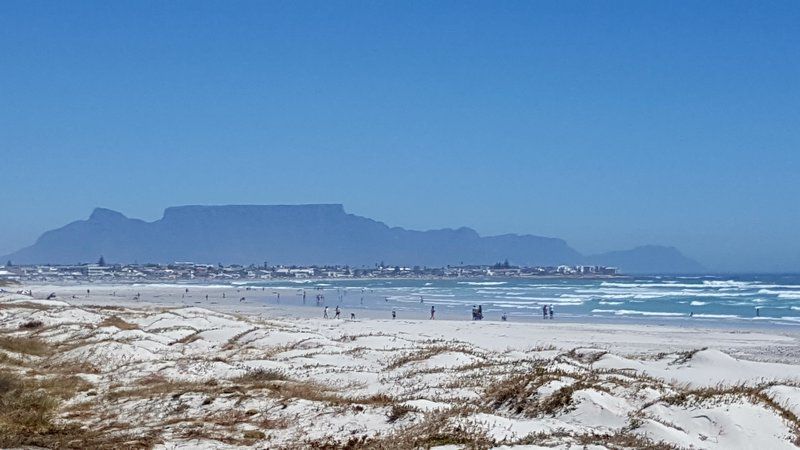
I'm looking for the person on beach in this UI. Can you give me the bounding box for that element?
[501,312,507,321]
[350,312,355,320]
[549,304,554,319]
[334,306,341,319]
[323,306,329,318]
[756,307,760,317]
[430,305,435,320]
[392,310,396,319]
[542,304,548,319]
[303,290,306,303]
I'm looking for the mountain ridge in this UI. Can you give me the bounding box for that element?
[2,204,705,273]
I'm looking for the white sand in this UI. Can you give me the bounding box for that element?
[2,283,800,448]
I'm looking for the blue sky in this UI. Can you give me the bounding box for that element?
[1,1,798,272]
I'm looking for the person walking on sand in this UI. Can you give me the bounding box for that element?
[334,306,341,319]
[350,312,355,320]
[542,304,548,319]
[323,306,329,319]
[549,304,554,319]
[430,305,436,320]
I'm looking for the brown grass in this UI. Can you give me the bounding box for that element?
[98,316,140,330]
[0,370,117,448]
[0,302,50,311]
[232,368,290,384]
[18,320,44,330]
[0,336,51,356]
[172,331,202,345]
[386,343,482,370]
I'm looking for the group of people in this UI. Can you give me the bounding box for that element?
[322,305,357,320]
[542,304,555,319]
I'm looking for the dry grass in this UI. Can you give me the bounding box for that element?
[108,377,218,401]
[669,347,708,365]
[172,331,202,345]
[0,301,50,311]
[364,408,492,449]
[0,336,51,356]
[386,404,414,423]
[386,343,482,370]
[0,370,131,448]
[18,320,44,330]
[232,368,290,384]
[98,315,140,330]
[514,429,682,449]
[652,382,800,442]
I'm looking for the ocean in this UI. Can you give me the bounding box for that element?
[246,274,800,327]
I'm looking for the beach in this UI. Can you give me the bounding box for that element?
[1,283,800,448]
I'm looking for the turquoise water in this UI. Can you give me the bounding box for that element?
[244,274,800,326]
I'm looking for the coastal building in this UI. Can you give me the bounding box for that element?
[87,264,113,278]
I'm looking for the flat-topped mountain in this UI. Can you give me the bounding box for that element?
[2,204,704,273]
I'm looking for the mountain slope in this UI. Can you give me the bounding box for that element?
[2,205,582,267]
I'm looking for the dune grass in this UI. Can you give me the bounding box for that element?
[0,336,50,357]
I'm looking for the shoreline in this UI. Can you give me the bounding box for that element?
[12,280,800,334]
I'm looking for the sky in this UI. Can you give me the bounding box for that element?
[1,1,798,272]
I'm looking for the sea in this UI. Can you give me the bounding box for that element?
[243,274,800,328]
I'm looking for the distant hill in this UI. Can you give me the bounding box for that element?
[2,204,705,273]
[586,245,706,274]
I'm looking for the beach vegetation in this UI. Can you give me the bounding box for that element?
[98,315,139,330]
[0,336,50,356]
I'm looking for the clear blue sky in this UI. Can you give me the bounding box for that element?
[1,1,798,272]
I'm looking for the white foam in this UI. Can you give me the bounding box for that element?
[692,314,739,319]
[591,309,684,317]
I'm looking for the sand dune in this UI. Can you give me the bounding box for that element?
[1,289,800,449]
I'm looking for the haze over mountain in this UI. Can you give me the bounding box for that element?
[2,205,704,274]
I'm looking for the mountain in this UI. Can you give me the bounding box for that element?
[586,245,706,274]
[1,204,704,273]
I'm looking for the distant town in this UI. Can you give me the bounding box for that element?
[0,259,618,283]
